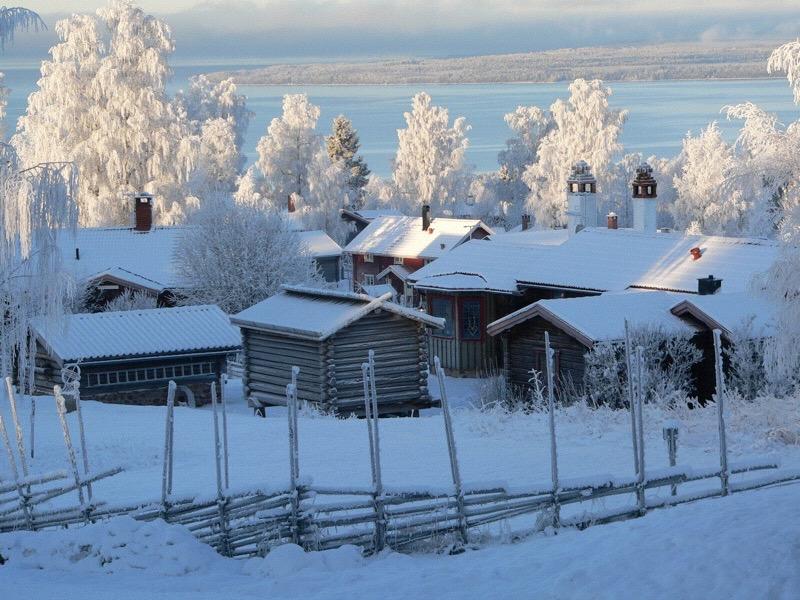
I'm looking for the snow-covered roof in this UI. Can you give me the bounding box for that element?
[340,208,403,225]
[58,226,183,290]
[670,292,777,338]
[297,230,342,258]
[32,305,241,364]
[231,285,444,340]
[344,215,492,259]
[515,228,778,294]
[410,239,556,294]
[489,228,570,247]
[410,227,778,295]
[487,291,696,346]
[376,264,412,282]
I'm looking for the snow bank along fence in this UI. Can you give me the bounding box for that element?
[2,330,800,557]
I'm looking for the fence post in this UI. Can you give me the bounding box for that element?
[161,381,176,516]
[434,356,468,546]
[210,381,230,555]
[635,346,646,514]
[29,394,36,460]
[0,411,33,528]
[624,321,640,477]
[54,386,87,520]
[713,329,729,496]
[287,366,301,545]
[221,374,230,490]
[543,332,560,527]
[5,378,29,479]
[662,423,679,496]
[364,353,386,552]
[71,379,92,502]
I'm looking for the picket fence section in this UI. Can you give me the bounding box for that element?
[2,328,800,558]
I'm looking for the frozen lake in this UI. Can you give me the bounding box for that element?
[3,62,798,177]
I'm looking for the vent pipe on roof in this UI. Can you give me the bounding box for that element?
[632,163,657,233]
[422,204,431,231]
[698,275,722,295]
[133,192,154,232]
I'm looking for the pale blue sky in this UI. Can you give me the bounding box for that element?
[8,1,800,62]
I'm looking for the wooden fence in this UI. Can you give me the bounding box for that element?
[2,329,800,558]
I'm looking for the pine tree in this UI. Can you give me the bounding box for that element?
[326,115,370,203]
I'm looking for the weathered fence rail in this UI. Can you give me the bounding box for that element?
[2,329,800,559]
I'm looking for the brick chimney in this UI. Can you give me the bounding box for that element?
[422,204,431,231]
[521,214,531,231]
[607,212,618,229]
[133,192,154,232]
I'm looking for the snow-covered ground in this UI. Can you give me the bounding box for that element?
[2,377,799,598]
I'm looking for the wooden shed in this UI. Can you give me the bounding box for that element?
[231,285,445,416]
[31,305,241,406]
[487,292,695,394]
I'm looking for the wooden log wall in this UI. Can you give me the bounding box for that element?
[330,310,432,414]
[505,316,589,392]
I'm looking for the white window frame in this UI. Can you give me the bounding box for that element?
[394,256,404,265]
[364,253,374,263]
[364,274,375,286]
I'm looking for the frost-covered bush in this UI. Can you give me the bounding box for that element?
[177,198,324,314]
[474,367,533,413]
[102,290,158,313]
[724,317,771,400]
[584,325,702,409]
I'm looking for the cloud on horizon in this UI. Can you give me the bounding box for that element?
[5,1,800,63]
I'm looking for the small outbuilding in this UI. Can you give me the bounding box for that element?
[31,305,242,406]
[231,285,445,416]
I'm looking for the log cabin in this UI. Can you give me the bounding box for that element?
[231,285,445,416]
[343,205,492,303]
[31,305,242,406]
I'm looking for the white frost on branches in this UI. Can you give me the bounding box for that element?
[177,199,324,314]
[522,79,627,228]
[13,1,244,226]
[391,92,472,215]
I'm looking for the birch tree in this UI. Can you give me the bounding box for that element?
[12,1,238,226]
[177,199,323,314]
[392,92,472,214]
[522,79,627,228]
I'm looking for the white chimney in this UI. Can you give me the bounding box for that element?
[632,163,657,233]
[566,160,597,236]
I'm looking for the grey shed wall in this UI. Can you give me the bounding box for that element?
[241,308,433,415]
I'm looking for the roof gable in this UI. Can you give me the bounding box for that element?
[231,285,444,340]
[670,292,776,338]
[344,215,492,259]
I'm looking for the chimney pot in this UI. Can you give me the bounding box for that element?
[607,212,618,230]
[689,247,703,261]
[422,204,431,231]
[133,192,153,232]
[698,274,722,295]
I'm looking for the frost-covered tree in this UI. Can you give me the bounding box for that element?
[671,122,746,235]
[392,92,472,214]
[248,93,323,208]
[102,289,157,312]
[522,79,627,228]
[0,5,44,49]
[177,199,323,314]
[326,115,370,202]
[496,105,552,225]
[12,1,238,226]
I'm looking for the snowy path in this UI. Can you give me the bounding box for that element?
[3,482,799,599]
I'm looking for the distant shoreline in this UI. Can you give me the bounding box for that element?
[207,42,779,87]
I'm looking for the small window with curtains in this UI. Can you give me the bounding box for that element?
[460,298,482,341]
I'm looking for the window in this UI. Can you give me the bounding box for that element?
[584,183,591,192]
[394,256,404,265]
[430,297,454,337]
[364,274,375,286]
[460,298,482,341]
[571,183,579,193]
[364,253,374,263]
[647,185,652,194]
